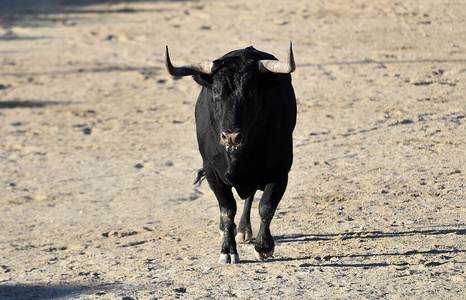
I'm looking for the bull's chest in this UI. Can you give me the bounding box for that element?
[216,153,265,198]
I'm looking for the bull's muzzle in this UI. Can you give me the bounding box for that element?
[220,132,243,152]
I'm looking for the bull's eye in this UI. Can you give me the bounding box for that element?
[248,89,257,98]
[212,87,219,100]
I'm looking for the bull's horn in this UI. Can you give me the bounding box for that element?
[165,46,213,76]
[258,41,296,74]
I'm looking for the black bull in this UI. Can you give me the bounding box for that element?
[165,42,297,264]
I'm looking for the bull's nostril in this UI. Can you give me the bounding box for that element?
[233,132,242,144]
[221,132,228,143]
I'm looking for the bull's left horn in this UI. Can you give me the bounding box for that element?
[258,41,296,74]
[165,46,213,76]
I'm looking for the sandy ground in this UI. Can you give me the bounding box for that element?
[1,0,465,299]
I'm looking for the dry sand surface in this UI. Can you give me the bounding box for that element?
[1,0,465,299]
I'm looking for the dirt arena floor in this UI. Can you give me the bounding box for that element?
[0,0,465,299]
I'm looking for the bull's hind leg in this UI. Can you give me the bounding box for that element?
[236,193,255,244]
[254,179,287,261]
[205,170,239,264]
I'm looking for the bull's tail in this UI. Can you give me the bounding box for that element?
[194,168,206,186]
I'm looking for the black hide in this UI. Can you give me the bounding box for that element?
[193,46,296,263]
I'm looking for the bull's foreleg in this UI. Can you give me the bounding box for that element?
[236,193,255,244]
[219,206,238,264]
[206,172,239,264]
[254,178,287,261]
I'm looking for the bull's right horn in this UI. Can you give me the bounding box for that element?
[165,46,213,76]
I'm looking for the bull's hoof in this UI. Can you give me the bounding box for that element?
[254,248,274,261]
[218,253,240,264]
[235,230,253,244]
[231,253,240,264]
[219,253,230,264]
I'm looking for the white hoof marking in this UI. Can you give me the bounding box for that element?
[219,253,230,264]
[230,254,240,264]
[219,253,240,264]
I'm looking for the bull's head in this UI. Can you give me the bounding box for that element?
[165,42,296,153]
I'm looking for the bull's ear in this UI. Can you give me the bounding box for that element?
[193,74,213,88]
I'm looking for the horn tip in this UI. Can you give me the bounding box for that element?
[165,46,173,75]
